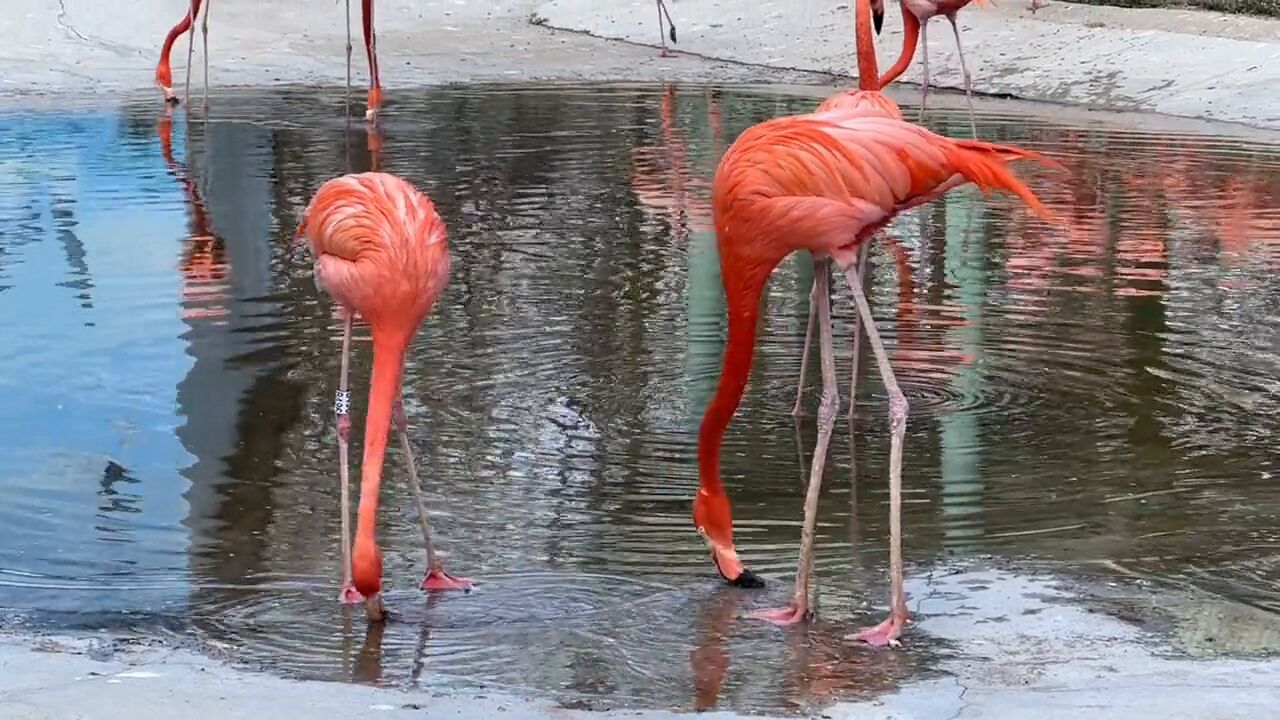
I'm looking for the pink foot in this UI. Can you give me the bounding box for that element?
[748,603,809,626]
[339,584,364,604]
[422,567,473,592]
[658,48,676,58]
[848,612,909,647]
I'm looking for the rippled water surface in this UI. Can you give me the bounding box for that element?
[1,84,1279,712]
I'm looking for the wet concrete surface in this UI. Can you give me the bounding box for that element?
[0,0,819,102]
[4,563,1278,719]
[4,0,1278,130]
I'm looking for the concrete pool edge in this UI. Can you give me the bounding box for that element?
[532,0,1280,133]
[4,561,1278,719]
[5,0,1278,136]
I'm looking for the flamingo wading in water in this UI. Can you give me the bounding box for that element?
[699,110,1059,646]
[155,0,384,121]
[296,172,472,622]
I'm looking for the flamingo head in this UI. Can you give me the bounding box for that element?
[693,490,765,588]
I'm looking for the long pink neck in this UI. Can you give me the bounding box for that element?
[878,2,920,88]
[351,326,410,597]
[697,270,769,497]
[156,1,203,86]
[855,0,880,90]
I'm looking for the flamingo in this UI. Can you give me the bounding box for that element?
[697,111,1060,646]
[878,0,982,137]
[656,1,678,57]
[295,172,472,622]
[154,0,384,122]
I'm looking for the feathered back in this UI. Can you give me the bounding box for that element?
[300,172,449,331]
[713,114,1059,269]
[815,91,902,118]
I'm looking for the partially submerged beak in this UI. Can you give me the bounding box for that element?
[704,533,766,589]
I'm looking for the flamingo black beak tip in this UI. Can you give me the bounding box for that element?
[728,568,766,589]
[874,11,885,34]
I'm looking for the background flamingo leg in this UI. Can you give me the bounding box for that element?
[792,279,818,417]
[917,21,931,122]
[200,0,211,109]
[345,0,353,114]
[846,242,870,421]
[657,0,677,57]
[947,13,978,138]
[183,0,198,106]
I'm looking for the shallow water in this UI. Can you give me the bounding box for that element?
[0,83,1278,712]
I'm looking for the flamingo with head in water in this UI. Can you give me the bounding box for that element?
[697,26,1062,642]
[295,172,472,622]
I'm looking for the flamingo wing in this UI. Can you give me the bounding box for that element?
[712,114,1059,266]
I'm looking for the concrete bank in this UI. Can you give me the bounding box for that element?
[5,0,1277,133]
[0,0,821,103]
[4,564,1278,719]
[534,0,1280,131]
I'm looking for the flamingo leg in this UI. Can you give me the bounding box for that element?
[846,242,869,421]
[345,0,353,116]
[393,397,473,592]
[751,256,839,626]
[917,20,930,123]
[184,0,197,107]
[842,265,911,648]
[791,275,818,418]
[335,312,362,604]
[947,13,978,138]
[657,0,677,57]
[200,0,210,110]
[362,0,382,123]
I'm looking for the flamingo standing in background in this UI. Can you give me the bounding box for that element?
[878,0,981,137]
[655,1,678,57]
[155,0,203,105]
[698,109,1059,646]
[155,0,384,122]
[296,172,471,622]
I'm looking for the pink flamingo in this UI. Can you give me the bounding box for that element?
[296,172,472,622]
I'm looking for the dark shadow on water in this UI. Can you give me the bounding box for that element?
[0,82,1278,713]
